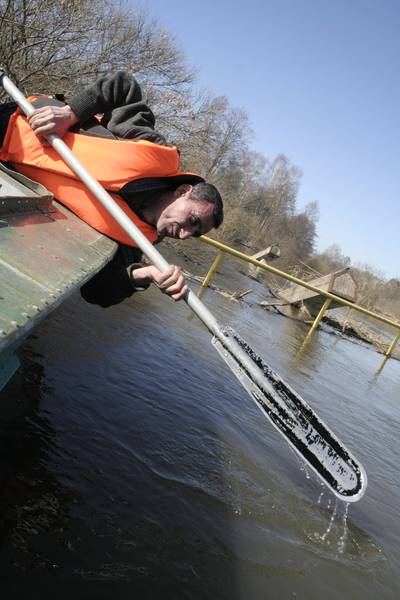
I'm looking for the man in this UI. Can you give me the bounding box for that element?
[0,72,223,307]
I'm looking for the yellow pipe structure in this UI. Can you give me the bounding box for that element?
[200,235,400,333]
[201,250,224,289]
[385,330,400,358]
[375,331,400,375]
[375,355,390,376]
[199,235,400,371]
[305,298,332,340]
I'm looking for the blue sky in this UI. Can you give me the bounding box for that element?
[138,0,399,279]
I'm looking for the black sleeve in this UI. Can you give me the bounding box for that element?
[80,244,148,308]
[68,71,146,122]
[67,71,167,144]
[0,101,17,146]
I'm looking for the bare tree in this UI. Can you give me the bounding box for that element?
[173,94,252,181]
[0,0,194,101]
[1,0,342,286]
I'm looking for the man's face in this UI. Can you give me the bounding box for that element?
[156,193,215,240]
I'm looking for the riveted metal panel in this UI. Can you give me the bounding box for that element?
[0,168,117,361]
[0,207,114,291]
[0,161,53,214]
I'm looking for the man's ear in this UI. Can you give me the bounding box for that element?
[173,184,192,198]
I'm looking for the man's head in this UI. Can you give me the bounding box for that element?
[154,182,223,240]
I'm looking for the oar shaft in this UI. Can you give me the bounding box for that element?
[0,72,222,336]
[0,72,368,501]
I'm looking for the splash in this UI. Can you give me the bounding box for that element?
[321,499,338,542]
[309,499,351,554]
[337,502,350,554]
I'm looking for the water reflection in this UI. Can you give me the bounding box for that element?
[1,293,241,598]
[0,341,73,573]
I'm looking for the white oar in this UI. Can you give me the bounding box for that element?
[0,71,367,502]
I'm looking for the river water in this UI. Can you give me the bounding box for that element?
[0,256,399,599]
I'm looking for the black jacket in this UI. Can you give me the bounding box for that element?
[67,72,202,307]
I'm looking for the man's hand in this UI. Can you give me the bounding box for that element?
[28,105,80,138]
[131,264,188,301]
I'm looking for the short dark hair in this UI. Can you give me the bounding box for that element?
[189,182,224,229]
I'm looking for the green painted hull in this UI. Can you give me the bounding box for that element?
[0,162,117,391]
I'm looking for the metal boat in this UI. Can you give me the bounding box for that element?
[0,161,116,391]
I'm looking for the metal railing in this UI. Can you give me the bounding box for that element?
[198,235,400,372]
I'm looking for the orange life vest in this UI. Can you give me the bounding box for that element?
[0,102,198,247]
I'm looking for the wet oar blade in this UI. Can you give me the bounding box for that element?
[212,327,367,502]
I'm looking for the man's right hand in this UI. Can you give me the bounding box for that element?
[131,264,188,301]
[28,105,79,138]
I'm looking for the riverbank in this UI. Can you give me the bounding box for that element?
[165,237,400,362]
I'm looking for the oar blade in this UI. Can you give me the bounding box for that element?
[212,327,367,502]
